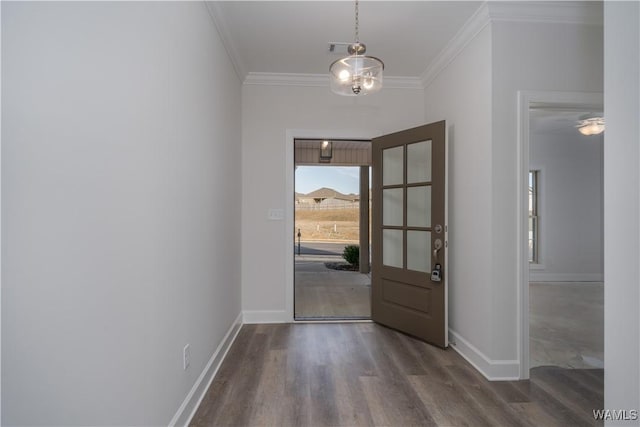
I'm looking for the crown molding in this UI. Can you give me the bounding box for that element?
[244,72,423,90]
[420,2,491,89]
[384,76,424,90]
[204,1,247,81]
[244,73,327,87]
[420,1,603,89]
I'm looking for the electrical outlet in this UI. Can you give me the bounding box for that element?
[183,344,191,370]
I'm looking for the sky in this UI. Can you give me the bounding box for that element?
[295,166,371,195]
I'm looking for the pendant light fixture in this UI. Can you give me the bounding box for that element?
[329,0,384,96]
[576,115,605,136]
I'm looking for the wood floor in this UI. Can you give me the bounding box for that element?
[191,323,603,427]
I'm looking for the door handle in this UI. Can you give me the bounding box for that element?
[433,239,443,262]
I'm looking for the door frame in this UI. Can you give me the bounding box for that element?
[516,90,603,379]
[285,128,377,322]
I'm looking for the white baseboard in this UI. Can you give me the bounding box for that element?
[529,272,604,282]
[169,312,243,427]
[243,310,290,324]
[448,329,520,381]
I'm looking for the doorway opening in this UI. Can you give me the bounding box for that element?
[518,91,604,380]
[293,139,372,320]
[528,105,604,371]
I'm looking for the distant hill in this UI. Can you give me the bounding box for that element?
[296,187,359,205]
[304,187,354,200]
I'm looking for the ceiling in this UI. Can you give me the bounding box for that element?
[530,108,604,135]
[211,1,483,79]
[210,1,604,134]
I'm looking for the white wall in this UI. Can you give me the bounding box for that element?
[604,1,640,421]
[490,20,603,362]
[242,83,424,319]
[1,2,242,425]
[423,25,494,369]
[0,2,3,421]
[423,10,603,378]
[530,129,604,282]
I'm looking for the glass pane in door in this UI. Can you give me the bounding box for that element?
[383,229,403,268]
[383,146,404,186]
[407,185,431,228]
[407,140,432,183]
[383,188,403,226]
[407,230,431,273]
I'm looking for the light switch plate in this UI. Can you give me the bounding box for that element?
[268,208,284,221]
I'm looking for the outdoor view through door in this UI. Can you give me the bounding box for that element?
[294,139,372,320]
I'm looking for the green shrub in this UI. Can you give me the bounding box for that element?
[342,245,360,267]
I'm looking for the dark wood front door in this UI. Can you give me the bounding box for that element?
[371,121,447,347]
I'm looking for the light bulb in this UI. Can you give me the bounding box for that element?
[363,76,374,90]
[338,70,351,82]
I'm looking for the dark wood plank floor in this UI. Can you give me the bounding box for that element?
[191,323,603,426]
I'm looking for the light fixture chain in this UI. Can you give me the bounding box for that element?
[355,0,359,42]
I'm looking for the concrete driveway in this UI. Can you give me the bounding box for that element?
[294,255,370,319]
